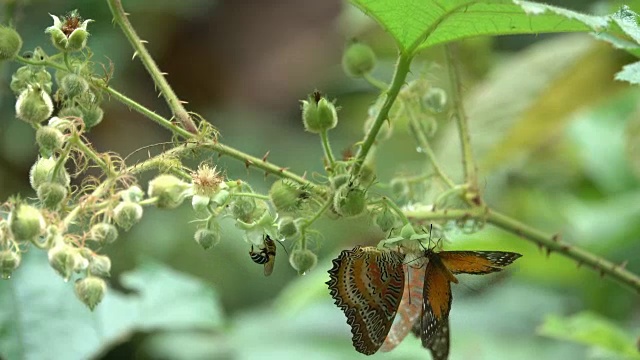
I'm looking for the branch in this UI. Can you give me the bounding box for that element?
[106,0,198,133]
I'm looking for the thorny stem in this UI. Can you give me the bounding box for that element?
[350,52,413,178]
[70,135,115,177]
[404,205,640,293]
[445,45,477,192]
[106,0,198,133]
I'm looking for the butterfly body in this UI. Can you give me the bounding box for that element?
[249,235,277,276]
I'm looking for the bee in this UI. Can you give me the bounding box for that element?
[249,235,277,276]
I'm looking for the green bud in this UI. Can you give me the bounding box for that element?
[29,157,71,190]
[113,202,143,231]
[301,91,338,133]
[269,180,303,213]
[88,254,111,277]
[80,106,103,128]
[191,194,210,213]
[330,174,349,191]
[58,106,83,119]
[15,86,53,125]
[10,66,52,96]
[210,189,230,207]
[74,276,106,310]
[9,204,45,242]
[0,250,20,279]
[48,245,88,281]
[67,27,89,52]
[422,87,448,114]
[89,223,119,245]
[148,174,190,209]
[60,73,89,98]
[37,182,67,209]
[119,186,144,203]
[194,228,221,250]
[36,125,65,156]
[0,26,22,61]
[342,42,376,77]
[375,207,398,233]
[45,12,93,52]
[289,248,318,275]
[333,184,367,217]
[232,197,257,222]
[278,216,298,238]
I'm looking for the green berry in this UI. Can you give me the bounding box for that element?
[333,184,367,217]
[0,250,20,279]
[89,223,119,245]
[269,180,303,213]
[194,228,221,250]
[0,26,22,61]
[60,73,89,98]
[88,254,111,277]
[301,91,338,133]
[278,216,298,238]
[148,174,190,209]
[342,42,376,77]
[9,204,45,242]
[37,182,67,209]
[113,202,143,230]
[36,125,64,156]
[15,86,53,125]
[29,157,71,190]
[74,276,106,310]
[289,248,318,275]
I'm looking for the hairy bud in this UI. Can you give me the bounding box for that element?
[37,182,67,209]
[36,125,65,156]
[89,223,119,245]
[148,174,190,209]
[9,204,45,242]
[15,86,53,125]
[342,42,376,78]
[74,276,106,310]
[289,249,318,275]
[29,157,71,190]
[0,250,21,279]
[301,91,338,133]
[0,25,22,61]
[113,202,143,231]
[333,184,367,217]
[194,228,221,250]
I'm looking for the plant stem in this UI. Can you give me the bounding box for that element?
[407,112,455,189]
[319,130,336,171]
[363,73,388,90]
[382,197,410,225]
[230,192,270,201]
[350,52,413,178]
[445,45,477,190]
[71,135,115,177]
[486,210,640,294]
[106,0,198,133]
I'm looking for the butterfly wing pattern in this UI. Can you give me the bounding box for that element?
[326,246,405,355]
[380,263,425,352]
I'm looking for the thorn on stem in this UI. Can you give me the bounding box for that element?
[262,151,270,162]
[552,234,561,242]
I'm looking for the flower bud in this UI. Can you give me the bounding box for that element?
[113,202,143,231]
[15,86,53,125]
[301,91,338,133]
[58,106,83,119]
[333,184,367,217]
[0,250,20,279]
[422,87,448,114]
[45,12,93,52]
[60,73,89,98]
[210,189,230,207]
[29,157,71,190]
[9,204,45,242]
[342,42,376,77]
[48,244,88,281]
[0,25,22,61]
[36,125,65,156]
[278,216,298,238]
[89,223,118,245]
[269,180,303,213]
[289,248,317,275]
[74,276,106,310]
[80,106,103,128]
[191,194,210,213]
[88,254,111,277]
[375,207,398,233]
[192,164,224,197]
[148,174,190,209]
[194,228,221,250]
[37,182,67,209]
[330,174,349,191]
[232,197,257,222]
[119,185,144,203]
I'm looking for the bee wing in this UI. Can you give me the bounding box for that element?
[263,258,275,276]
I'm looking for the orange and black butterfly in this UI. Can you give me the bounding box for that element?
[328,244,521,359]
[249,235,277,276]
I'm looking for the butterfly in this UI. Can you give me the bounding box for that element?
[249,235,277,276]
[328,245,521,359]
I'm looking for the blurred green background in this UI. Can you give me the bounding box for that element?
[1,0,640,359]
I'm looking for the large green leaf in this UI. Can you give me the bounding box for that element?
[0,252,223,360]
[350,0,613,54]
[539,312,640,359]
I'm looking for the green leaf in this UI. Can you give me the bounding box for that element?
[538,312,640,359]
[616,61,640,84]
[350,0,613,54]
[0,252,223,360]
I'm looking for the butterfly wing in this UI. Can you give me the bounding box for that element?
[427,319,450,360]
[439,251,522,275]
[380,263,424,352]
[327,246,405,355]
[419,254,453,349]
